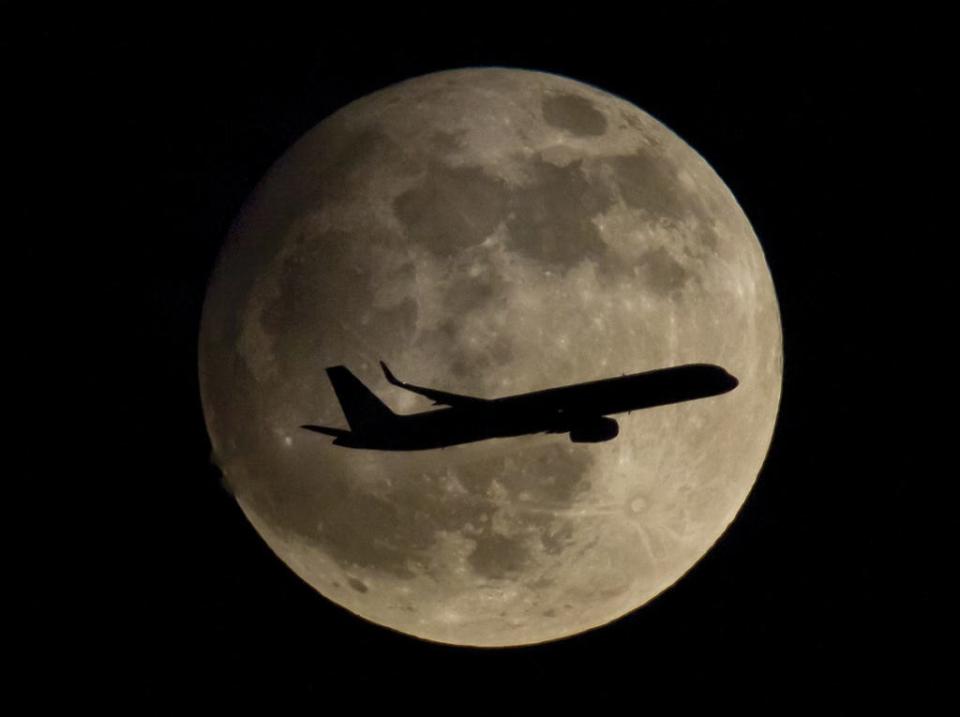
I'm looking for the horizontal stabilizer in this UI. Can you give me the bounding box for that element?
[301,424,351,438]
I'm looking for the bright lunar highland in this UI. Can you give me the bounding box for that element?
[199,68,782,646]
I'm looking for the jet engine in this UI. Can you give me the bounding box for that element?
[569,416,619,443]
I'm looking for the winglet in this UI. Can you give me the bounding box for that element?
[378,360,486,407]
[380,360,402,387]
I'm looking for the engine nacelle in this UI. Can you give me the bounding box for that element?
[569,416,619,443]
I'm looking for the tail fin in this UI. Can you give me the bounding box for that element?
[325,366,395,432]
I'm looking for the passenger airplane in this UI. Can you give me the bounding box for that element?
[301,361,738,451]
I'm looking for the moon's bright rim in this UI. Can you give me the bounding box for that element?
[199,68,782,646]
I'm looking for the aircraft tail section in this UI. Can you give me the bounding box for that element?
[300,424,350,438]
[325,365,396,432]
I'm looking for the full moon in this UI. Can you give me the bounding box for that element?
[199,68,782,646]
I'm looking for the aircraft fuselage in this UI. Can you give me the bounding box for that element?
[308,363,738,451]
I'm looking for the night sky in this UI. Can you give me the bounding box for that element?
[24,6,935,709]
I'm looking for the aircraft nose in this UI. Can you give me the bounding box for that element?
[724,371,739,391]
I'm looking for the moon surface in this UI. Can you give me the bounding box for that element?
[199,68,782,646]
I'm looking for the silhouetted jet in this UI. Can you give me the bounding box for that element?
[301,361,738,451]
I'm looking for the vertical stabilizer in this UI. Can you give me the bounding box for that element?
[325,366,395,431]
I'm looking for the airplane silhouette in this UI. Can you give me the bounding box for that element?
[301,361,738,451]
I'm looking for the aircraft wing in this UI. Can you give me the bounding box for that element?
[380,361,489,408]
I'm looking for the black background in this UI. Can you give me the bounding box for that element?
[20,5,936,710]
